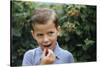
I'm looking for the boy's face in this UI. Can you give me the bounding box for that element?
[31,20,60,50]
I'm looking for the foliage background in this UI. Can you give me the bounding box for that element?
[11,1,96,66]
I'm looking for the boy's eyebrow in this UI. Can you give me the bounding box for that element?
[36,33,44,36]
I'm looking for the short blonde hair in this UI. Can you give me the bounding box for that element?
[29,8,59,31]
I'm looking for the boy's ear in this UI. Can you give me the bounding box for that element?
[31,30,34,38]
[57,26,61,36]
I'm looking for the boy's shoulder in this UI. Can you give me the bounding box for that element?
[24,47,39,57]
[57,47,73,60]
[60,48,73,56]
[54,44,73,58]
[57,48,74,62]
[22,47,41,65]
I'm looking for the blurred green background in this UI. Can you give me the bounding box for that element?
[11,1,96,66]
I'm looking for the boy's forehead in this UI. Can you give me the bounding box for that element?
[33,21,57,32]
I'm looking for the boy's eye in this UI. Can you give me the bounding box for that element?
[48,32,54,35]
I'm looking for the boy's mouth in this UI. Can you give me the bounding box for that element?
[43,44,51,48]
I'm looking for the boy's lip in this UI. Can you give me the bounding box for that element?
[43,44,51,48]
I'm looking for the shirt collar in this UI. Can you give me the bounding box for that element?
[53,42,62,59]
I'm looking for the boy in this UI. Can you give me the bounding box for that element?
[22,8,74,65]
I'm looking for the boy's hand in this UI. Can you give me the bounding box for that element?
[40,48,56,64]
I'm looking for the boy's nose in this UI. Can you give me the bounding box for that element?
[43,36,49,43]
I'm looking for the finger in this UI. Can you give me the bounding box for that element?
[42,48,46,56]
[47,49,53,57]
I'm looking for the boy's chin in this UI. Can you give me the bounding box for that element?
[41,46,52,50]
[43,46,55,51]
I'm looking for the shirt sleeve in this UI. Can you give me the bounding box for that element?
[22,50,35,66]
[67,52,74,63]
